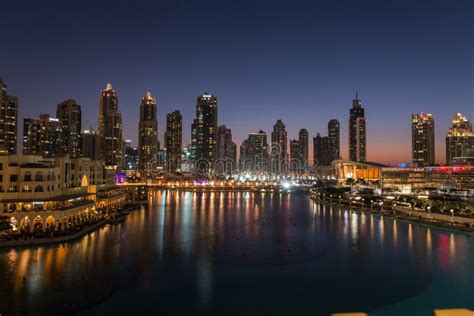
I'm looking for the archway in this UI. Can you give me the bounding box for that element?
[34,185,44,192]
[33,215,43,231]
[19,216,31,232]
[35,171,43,181]
[10,217,18,231]
[45,215,56,230]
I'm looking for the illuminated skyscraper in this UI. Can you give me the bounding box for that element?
[328,119,340,162]
[271,119,288,174]
[289,139,300,172]
[298,128,309,172]
[240,130,268,173]
[193,93,217,175]
[349,93,366,162]
[216,125,237,175]
[165,110,182,173]
[98,83,123,167]
[57,99,81,158]
[446,113,474,165]
[0,78,18,154]
[138,92,158,171]
[23,114,63,157]
[82,129,99,160]
[412,112,435,166]
[313,133,331,166]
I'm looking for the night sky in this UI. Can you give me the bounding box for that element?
[1,0,472,165]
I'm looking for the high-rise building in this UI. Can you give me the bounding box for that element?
[23,114,63,157]
[298,128,309,172]
[289,139,300,172]
[240,130,268,173]
[271,119,288,174]
[328,119,340,162]
[0,78,18,154]
[98,83,123,167]
[165,110,182,173]
[349,93,366,162]
[216,125,237,175]
[124,139,139,170]
[138,92,158,171]
[193,93,217,175]
[56,99,81,158]
[82,129,99,160]
[412,112,435,166]
[446,113,474,165]
[313,133,331,166]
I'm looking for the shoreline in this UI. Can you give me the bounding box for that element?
[312,197,474,234]
[0,207,140,248]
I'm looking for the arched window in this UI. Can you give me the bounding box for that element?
[23,185,31,192]
[34,185,44,192]
[23,171,32,182]
[35,172,43,182]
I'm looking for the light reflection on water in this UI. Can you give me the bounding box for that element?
[0,190,473,315]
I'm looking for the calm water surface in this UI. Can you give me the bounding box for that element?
[1,190,473,315]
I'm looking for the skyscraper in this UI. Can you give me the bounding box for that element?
[138,92,158,172]
[98,83,123,167]
[0,78,18,154]
[412,112,435,166]
[328,119,340,162]
[193,93,217,175]
[298,128,309,172]
[82,129,99,160]
[446,113,474,165]
[23,114,63,157]
[313,133,331,166]
[289,139,300,172]
[57,99,81,158]
[216,125,237,175]
[271,119,288,174]
[349,93,366,162]
[165,110,182,173]
[240,130,268,173]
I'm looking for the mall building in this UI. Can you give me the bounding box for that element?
[332,160,474,192]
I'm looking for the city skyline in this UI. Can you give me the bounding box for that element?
[1,0,472,165]
[6,80,473,166]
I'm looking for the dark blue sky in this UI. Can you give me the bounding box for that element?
[1,0,472,164]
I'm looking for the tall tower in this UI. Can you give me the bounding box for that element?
[446,113,474,165]
[289,139,300,173]
[298,128,308,172]
[57,99,82,158]
[216,125,237,175]
[138,92,158,172]
[0,78,18,154]
[412,112,435,166]
[165,110,182,173]
[313,133,331,166]
[82,129,100,160]
[98,83,123,168]
[240,130,268,173]
[349,92,366,162]
[328,119,340,162]
[23,114,63,157]
[271,119,288,174]
[193,93,218,175]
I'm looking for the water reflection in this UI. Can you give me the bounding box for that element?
[0,191,472,315]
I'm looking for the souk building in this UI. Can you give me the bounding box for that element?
[0,153,126,232]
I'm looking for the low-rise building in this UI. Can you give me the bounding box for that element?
[0,154,126,232]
